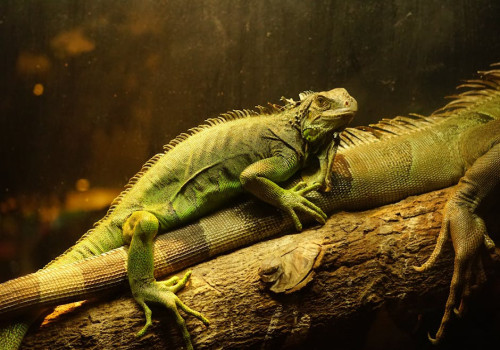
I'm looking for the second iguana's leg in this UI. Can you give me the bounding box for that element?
[413,142,499,344]
[123,211,209,350]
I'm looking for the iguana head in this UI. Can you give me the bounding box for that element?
[299,88,357,145]
[295,88,357,191]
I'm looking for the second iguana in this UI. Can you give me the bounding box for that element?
[0,87,356,350]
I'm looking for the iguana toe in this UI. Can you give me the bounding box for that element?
[132,272,208,349]
[159,275,180,288]
[281,182,328,231]
[427,332,440,345]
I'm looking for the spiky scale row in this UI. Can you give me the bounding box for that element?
[336,67,500,152]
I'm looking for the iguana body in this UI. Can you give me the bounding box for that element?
[2,66,500,347]
[0,88,356,349]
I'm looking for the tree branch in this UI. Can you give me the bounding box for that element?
[21,188,500,349]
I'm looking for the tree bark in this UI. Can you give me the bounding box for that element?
[21,187,500,349]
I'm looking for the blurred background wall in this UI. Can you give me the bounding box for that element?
[0,0,499,277]
[1,0,499,195]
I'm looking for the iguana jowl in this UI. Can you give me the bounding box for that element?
[0,88,356,349]
[1,66,500,348]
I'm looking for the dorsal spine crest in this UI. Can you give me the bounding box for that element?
[338,65,500,150]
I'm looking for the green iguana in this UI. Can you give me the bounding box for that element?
[0,88,357,350]
[1,65,500,348]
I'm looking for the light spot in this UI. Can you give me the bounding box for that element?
[51,28,95,58]
[76,178,91,192]
[33,83,44,96]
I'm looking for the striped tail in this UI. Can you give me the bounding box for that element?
[0,198,292,317]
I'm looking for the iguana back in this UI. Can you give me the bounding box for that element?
[117,114,301,227]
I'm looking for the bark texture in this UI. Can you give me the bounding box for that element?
[20,187,500,349]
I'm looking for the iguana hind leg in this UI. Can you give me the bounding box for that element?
[123,211,209,350]
[413,142,499,344]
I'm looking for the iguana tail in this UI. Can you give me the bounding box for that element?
[0,198,292,318]
[0,220,124,350]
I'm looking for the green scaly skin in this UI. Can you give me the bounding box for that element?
[0,88,356,350]
[124,211,209,349]
[1,66,499,348]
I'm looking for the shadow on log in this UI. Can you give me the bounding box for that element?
[21,187,500,349]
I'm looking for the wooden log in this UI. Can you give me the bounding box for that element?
[20,187,500,349]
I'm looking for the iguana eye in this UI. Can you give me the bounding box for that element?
[315,96,328,108]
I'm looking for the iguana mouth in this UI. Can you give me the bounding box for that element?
[323,109,356,120]
[318,110,355,132]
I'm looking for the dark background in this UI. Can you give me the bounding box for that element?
[1,0,499,196]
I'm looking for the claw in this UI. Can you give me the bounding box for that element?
[133,276,209,349]
[427,332,440,345]
[412,264,426,272]
[484,233,496,252]
[293,181,321,195]
[290,181,308,192]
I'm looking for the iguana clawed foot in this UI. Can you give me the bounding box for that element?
[124,211,209,350]
[413,199,494,345]
[280,181,327,231]
[133,270,209,349]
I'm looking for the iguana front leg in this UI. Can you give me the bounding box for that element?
[414,142,499,344]
[313,133,341,192]
[123,211,209,350]
[240,154,327,231]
